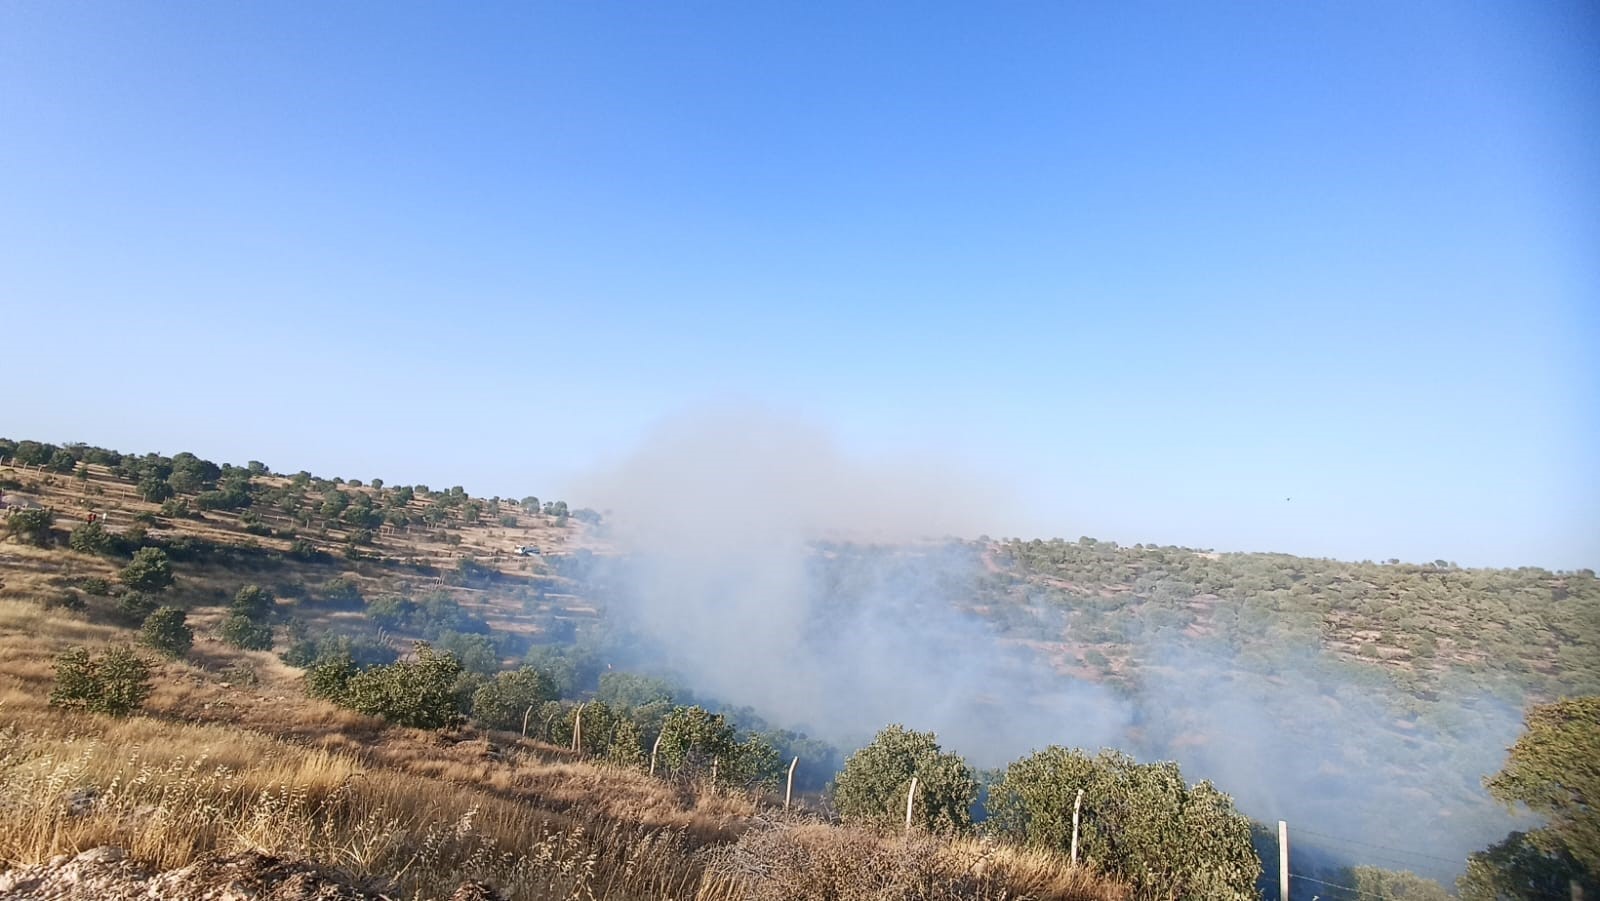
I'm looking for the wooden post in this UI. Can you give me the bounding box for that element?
[784,756,799,811]
[571,703,584,752]
[649,732,663,776]
[521,704,535,738]
[1278,820,1290,901]
[904,777,918,834]
[1070,788,1084,866]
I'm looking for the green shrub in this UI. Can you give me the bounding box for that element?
[988,747,1259,901]
[158,498,192,519]
[5,508,54,546]
[342,642,464,729]
[120,547,174,592]
[305,650,357,701]
[78,576,112,595]
[657,706,739,779]
[322,576,362,606]
[116,591,159,625]
[49,646,152,715]
[607,718,647,769]
[219,614,274,650]
[471,667,560,732]
[832,724,977,834]
[139,606,193,658]
[68,520,113,554]
[230,584,274,620]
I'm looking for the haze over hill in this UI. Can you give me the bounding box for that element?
[561,410,1586,882]
[3,431,1596,897]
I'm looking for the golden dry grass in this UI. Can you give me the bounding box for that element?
[701,820,1127,901]
[1,462,1128,900]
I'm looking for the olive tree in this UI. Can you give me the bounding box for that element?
[120,547,174,592]
[832,724,977,834]
[988,747,1258,900]
[471,666,560,731]
[5,508,54,546]
[49,646,152,715]
[1461,695,1600,899]
[139,606,193,659]
[343,642,464,729]
[657,705,738,779]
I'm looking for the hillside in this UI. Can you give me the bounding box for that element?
[0,440,1132,901]
[1,436,1594,900]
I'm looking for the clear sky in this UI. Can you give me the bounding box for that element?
[2,2,1595,569]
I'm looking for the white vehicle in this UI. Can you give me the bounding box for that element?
[515,545,541,556]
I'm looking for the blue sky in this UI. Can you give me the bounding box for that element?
[2,2,1595,568]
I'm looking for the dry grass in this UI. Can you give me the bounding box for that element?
[702,819,1127,901]
[0,721,714,900]
[1,463,1129,901]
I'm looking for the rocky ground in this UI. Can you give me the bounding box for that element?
[0,847,503,900]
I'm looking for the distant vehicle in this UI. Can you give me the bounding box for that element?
[515,545,541,556]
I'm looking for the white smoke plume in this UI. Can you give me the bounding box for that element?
[570,406,1128,757]
[568,406,1528,881]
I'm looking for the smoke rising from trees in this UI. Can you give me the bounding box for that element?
[573,407,1528,880]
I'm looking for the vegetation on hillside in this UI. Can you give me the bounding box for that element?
[2,436,1595,898]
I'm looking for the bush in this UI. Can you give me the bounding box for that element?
[220,614,274,650]
[435,630,499,676]
[69,520,112,554]
[116,591,159,625]
[608,719,648,769]
[49,646,152,715]
[120,547,174,592]
[988,747,1259,900]
[286,633,397,671]
[471,667,561,732]
[5,508,54,546]
[305,650,358,700]
[342,643,465,729]
[159,498,192,519]
[231,584,275,620]
[78,576,112,596]
[322,576,362,606]
[138,476,173,503]
[832,724,977,834]
[139,606,193,658]
[656,706,739,780]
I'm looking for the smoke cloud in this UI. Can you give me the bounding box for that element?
[568,406,1526,881]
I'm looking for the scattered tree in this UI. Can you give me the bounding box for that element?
[120,547,175,592]
[471,666,560,731]
[1474,696,1600,887]
[49,646,152,715]
[231,584,275,620]
[5,507,54,546]
[342,642,464,729]
[220,614,274,650]
[833,724,978,834]
[989,747,1258,900]
[69,519,112,554]
[139,606,193,658]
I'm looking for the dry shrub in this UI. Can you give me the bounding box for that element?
[700,817,1127,901]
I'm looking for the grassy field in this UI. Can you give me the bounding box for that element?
[0,455,1128,900]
